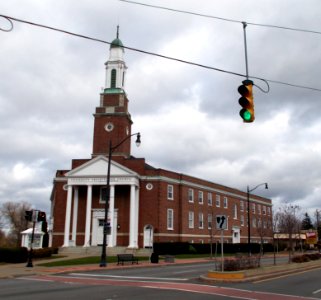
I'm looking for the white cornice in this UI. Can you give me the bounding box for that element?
[140,175,271,206]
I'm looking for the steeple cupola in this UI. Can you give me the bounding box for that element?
[104,26,127,93]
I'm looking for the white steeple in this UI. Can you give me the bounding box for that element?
[104,26,127,93]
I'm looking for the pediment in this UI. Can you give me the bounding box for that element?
[65,155,138,177]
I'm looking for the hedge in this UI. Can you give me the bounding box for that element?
[0,247,58,263]
[153,242,274,255]
[0,247,28,263]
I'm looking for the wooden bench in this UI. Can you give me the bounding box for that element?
[117,254,139,265]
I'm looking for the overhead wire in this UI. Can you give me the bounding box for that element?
[1,14,321,92]
[119,0,321,36]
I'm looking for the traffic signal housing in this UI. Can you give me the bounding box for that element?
[25,210,33,222]
[238,79,255,122]
[37,211,46,222]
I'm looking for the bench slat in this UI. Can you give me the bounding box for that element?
[117,254,138,265]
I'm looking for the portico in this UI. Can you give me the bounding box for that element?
[61,155,140,249]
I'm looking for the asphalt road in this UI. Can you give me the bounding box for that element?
[0,259,320,300]
[220,267,321,299]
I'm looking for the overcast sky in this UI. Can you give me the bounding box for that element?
[1,0,321,219]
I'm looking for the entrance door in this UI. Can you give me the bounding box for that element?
[92,210,118,246]
[143,225,153,248]
[232,227,240,243]
[97,219,104,245]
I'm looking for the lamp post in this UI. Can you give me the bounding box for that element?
[247,182,268,256]
[99,132,141,267]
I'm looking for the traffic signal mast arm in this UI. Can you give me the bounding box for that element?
[238,79,255,122]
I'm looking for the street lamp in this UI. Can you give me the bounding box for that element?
[247,182,268,256]
[99,132,141,267]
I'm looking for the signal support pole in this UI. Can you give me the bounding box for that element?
[242,21,249,79]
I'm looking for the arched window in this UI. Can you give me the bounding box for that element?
[111,69,117,88]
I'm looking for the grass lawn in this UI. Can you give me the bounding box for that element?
[37,256,149,267]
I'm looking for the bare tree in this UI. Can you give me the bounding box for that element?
[257,217,270,256]
[275,204,301,263]
[0,201,32,247]
[314,209,321,243]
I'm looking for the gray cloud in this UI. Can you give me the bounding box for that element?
[1,0,321,219]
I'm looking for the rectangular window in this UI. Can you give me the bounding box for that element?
[252,217,256,228]
[267,207,271,215]
[252,203,256,214]
[167,209,174,230]
[216,195,220,207]
[257,204,261,215]
[240,200,244,212]
[199,213,204,229]
[100,187,108,203]
[223,197,228,208]
[188,211,194,229]
[207,193,212,206]
[258,218,262,228]
[188,188,194,203]
[262,206,267,215]
[233,204,238,219]
[240,215,244,226]
[167,185,174,200]
[208,214,212,229]
[198,191,203,204]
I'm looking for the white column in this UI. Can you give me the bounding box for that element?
[108,185,115,247]
[63,185,73,247]
[128,184,137,248]
[134,186,140,248]
[71,187,79,245]
[83,185,92,247]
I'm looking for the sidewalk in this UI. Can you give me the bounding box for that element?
[1,254,321,282]
[0,254,208,279]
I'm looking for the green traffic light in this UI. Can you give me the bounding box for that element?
[240,109,252,121]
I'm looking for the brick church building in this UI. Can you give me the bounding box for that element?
[49,32,273,250]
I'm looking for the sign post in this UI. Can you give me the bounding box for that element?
[216,215,227,272]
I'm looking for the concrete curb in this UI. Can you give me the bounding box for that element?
[200,261,321,283]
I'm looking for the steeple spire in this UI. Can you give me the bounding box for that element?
[116,25,119,39]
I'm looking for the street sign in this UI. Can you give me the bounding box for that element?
[216,215,227,230]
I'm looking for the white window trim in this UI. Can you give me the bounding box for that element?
[208,193,212,206]
[233,204,238,219]
[216,195,220,207]
[167,185,174,200]
[167,209,174,230]
[199,212,204,229]
[240,200,244,212]
[188,211,194,229]
[100,186,108,204]
[208,214,213,229]
[198,191,204,204]
[240,215,244,226]
[188,188,194,203]
[223,197,228,208]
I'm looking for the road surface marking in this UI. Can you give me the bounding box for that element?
[69,272,188,281]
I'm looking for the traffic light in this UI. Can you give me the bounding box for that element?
[25,210,33,222]
[238,79,255,122]
[37,211,46,222]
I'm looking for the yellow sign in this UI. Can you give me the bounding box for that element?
[306,232,317,244]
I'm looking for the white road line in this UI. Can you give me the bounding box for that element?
[312,288,321,294]
[17,277,54,282]
[68,273,188,281]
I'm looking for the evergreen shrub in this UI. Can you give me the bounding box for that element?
[0,247,28,263]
